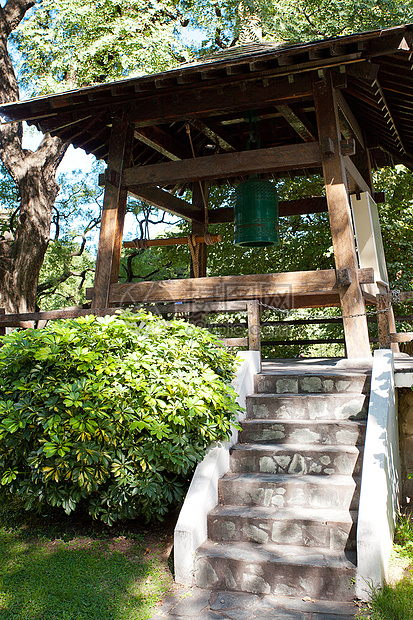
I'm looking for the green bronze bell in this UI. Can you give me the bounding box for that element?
[234,177,279,247]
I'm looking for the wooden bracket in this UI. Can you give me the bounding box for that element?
[104,169,122,187]
[332,70,347,90]
[321,137,335,156]
[340,139,356,157]
[336,268,352,288]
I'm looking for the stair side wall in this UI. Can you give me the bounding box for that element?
[356,349,401,600]
[174,350,260,585]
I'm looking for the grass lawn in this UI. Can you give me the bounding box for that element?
[356,512,413,620]
[0,497,177,620]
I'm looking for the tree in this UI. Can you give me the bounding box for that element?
[180,0,413,52]
[0,0,189,314]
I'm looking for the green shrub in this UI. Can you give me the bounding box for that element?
[0,310,242,525]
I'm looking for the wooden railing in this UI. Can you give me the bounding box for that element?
[0,269,411,353]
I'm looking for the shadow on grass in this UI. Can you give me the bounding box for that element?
[0,499,176,620]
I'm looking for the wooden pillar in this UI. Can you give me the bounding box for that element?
[189,182,208,279]
[377,293,391,348]
[313,72,371,358]
[92,113,134,309]
[247,300,261,352]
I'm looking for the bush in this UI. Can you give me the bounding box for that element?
[0,310,242,524]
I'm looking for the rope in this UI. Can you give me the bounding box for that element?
[185,123,209,230]
[188,234,200,278]
[204,232,215,246]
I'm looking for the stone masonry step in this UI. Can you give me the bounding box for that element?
[254,372,371,395]
[218,472,360,510]
[246,393,369,421]
[194,541,357,601]
[230,443,362,476]
[239,419,366,446]
[207,505,357,550]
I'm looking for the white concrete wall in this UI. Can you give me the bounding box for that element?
[174,350,261,586]
[356,349,401,600]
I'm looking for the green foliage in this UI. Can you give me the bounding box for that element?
[180,0,413,54]
[394,512,413,557]
[14,0,191,95]
[0,311,241,525]
[357,513,413,620]
[358,580,413,620]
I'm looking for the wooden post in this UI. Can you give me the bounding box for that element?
[0,309,5,336]
[247,300,261,352]
[377,293,391,348]
[313,72,371,358]
[189,183,208,328]
[189,182,208,279]
[92,112,134,309]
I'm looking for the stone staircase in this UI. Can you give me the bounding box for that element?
[194,369,371,601]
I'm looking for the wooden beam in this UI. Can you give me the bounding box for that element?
[123,234,221,249]
[189,118,235,152]
[131,73,314,127]
[372,78,406,154]
[134,126,190,161]
[123,142,322,188]
[86,268,374,305]
[313,71,371,358]
[335,90,365,149]
[92,114,134,309]
[343,156,372,194]
[190,182,208,278]
[222,338,248,347]
[207,193,384,223]
[128,186,201,222]
[276,105,317,142]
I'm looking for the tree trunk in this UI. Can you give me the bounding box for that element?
[0,0,68,313]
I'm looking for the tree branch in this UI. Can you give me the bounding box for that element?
[3,0,36,34]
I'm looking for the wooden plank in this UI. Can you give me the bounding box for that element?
[313,71,371,358]
[343,156,372,194]
[276,105,317,142]
[390,332,413,343]
[128,186,200,222]
[189,119,235,152]
[134,126,190,161]
[123,142,322,188]
[157,301,248,313]
[221,338,248,347]
[92,114,134,308]
[207,194,384,224]
[262,338,345,346]
[88,268,374,305]
[130,73,314,127]
[335,90,365,149]
[247,300,261,352]
[123,234,221,249]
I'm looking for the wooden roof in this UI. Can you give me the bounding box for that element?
[1,24,413,189]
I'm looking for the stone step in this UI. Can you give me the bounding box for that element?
[194,541,357,600]
[239,419,366,446]
[208,505,357,550]
[246,393,369,421]
[218,472,360,510]
[254,372,371,395]
[230,443,362,476]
